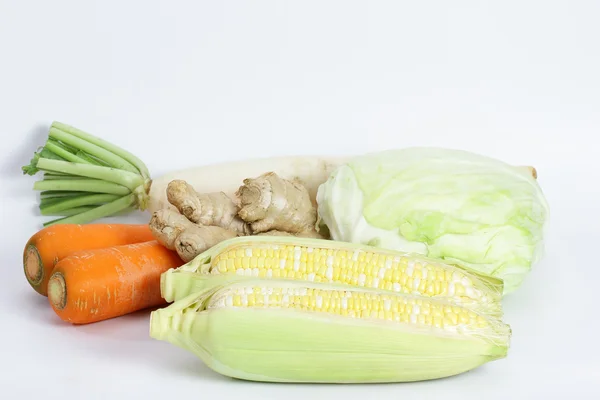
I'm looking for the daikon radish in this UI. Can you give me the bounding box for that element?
[146,154,349,213]
[22,121,536,226]
[22,121,349,226]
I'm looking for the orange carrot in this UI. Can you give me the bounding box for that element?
[23,223,155,296]
[47,240,184,325]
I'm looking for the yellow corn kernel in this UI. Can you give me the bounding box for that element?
[383,268,392,281]
[227,258,235,271]
[322,295,330,310]
[232,294,242,306]
[306,249,314,261]
[163,236,503,319]
[356,259,365,273]
[307,260,316,274]
[298,261,306,273]
[233,257,241,269]
[413,267,422,280]
[459,312,470,324]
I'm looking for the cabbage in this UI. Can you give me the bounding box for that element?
[316,147,549,295]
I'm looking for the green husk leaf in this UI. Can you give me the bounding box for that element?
[149,279,511,383]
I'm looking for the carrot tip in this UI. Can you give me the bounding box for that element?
[48,272,67,310]
[24,245,44,287]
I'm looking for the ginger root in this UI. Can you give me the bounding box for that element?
[236,172,318,235]
[174,226,237,262]
[148,209,193,250]
[149,172,327,262]
[167,180,251,236]
[149,209,237,262]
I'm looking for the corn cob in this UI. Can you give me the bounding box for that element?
[150,279,511,383]
[160,236,504,316]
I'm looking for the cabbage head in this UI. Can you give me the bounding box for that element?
[316,147,549,295]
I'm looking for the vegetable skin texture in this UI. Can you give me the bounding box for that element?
[166,180,251,235]
[148,209,238,262]
[154,173,323,260]
[174,227,238,262]
[23,223,155,296]
[148,209,197,250]
[47,240,185,324]
[149,279,510,383]
[159,236,504,317]
[236,172,319,235]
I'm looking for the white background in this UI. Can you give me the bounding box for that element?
[1,1,598,399]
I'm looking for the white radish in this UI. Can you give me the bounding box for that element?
[148,157,536,212]
[25,121,538,227]
[146,155,351,213]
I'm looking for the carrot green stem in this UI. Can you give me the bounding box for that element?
[76,151,108,166]
[43,174,95,181]
[40,193,122,214]
[49,126,140,175]
[42,171,70,176]
[44,140,92,165]
[40,191,87,199]
[23,121,152,226]
[40,196,76,208]
[52,122,151,179]
[42,193,137,226]
[33,179,130,195]
[41,205,136,217]
[41,206,96,216]
[36,158,144,191]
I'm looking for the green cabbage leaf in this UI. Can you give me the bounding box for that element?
[316,148,549,295]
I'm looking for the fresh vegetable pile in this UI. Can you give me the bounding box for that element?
[21,121,549,383]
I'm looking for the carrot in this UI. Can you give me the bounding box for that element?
[47,240,184,325]
[23,223,155,296]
